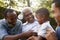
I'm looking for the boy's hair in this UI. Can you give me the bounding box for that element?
[52,0,60,8]
[36,8,50,18]
[4,9,15,17]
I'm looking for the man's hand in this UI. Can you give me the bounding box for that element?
[45,28,57,40]
[19,30,37,38]
[27,36,40,40]
[27,36,44,40]
[23,30,34,37]
[3,30,37,40]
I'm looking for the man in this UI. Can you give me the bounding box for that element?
[20,7,39,40]
[22,7,39,32]
[51,0,60,40]
[0,9,36,40]
[27,8,55,40]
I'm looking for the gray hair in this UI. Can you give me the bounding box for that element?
[18,7,33,19]
[21,7,32,14]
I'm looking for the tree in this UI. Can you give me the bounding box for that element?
[27,0,30,7]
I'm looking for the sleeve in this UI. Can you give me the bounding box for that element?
[38,25,47,38]
[38,29,46,38]
[55,27,60,40]
[47,23,55,32]
[0,24,8,40]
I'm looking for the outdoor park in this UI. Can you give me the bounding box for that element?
[0,0,57,29]
[0,0,60,40]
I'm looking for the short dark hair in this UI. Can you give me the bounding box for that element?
[36,8,50,18]
[4,9,15,17]
[52,0,60,8]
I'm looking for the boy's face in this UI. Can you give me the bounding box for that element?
[52,3,60,24]
[36,13,45,24]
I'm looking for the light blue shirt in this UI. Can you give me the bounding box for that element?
[0,19,22,40]
[56,26,60,40]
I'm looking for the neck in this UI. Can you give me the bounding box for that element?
[40,20,48,24]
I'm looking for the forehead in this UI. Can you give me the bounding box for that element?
[7,11,17,17]
[36,13,43,17]
[23,11,32,15]
[51,3,59,11]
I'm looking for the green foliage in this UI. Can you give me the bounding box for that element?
[0,0,57,29]
[37,0,57,28]
[0,7,6,19]
[49,18,57,29]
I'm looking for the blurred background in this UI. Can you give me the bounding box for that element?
[0,0,57,29]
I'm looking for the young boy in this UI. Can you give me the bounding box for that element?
[27,8,55,40]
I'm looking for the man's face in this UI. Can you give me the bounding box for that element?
[5,11,17,25]
[52,3,60,23]
[23,11,34,23]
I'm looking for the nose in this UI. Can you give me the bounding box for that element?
[29,15,32,18]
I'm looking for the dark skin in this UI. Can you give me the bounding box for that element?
[23,11,34,23]
[36,13,48,24]
[3,11,36,40]
[27,13,48,40]
[52,3,60,26]
[5,12,17,26]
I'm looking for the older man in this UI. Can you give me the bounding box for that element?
[18,7,39,40]
[22,7,39,32]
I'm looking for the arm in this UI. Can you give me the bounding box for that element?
[0,24,35,40]
[45,29,57,40]
[27,36,44,40]
[3,30,36,40]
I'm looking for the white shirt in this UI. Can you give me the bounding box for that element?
[22,20,39,32]
[33,21,54,38]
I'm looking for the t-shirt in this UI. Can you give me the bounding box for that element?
[0,19,22,40]
[56,26,60,40]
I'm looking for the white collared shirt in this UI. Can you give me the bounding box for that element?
[33,21,55,38]
[22,20,39,32]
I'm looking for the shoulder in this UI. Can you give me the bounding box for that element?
[22,22,28,26]
[43,21,51,27]
[41,21,51,29]
[17,19,22,24]
[56,26,60,31]
[0,19,7,24]
[34,20,39,24]
[56,26,60,36]
[0,19,7,28]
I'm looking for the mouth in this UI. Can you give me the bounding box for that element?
[8,22,15,25]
